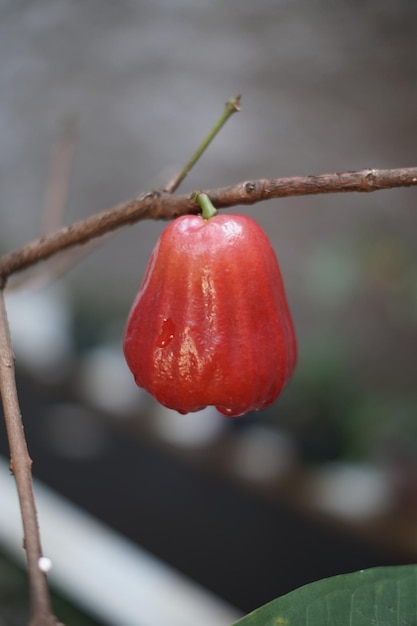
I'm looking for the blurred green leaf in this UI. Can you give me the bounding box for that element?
[231,565,417,626]
[347,394,417,458]
[306,245,359,308]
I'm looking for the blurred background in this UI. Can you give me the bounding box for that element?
[1,0,417,624]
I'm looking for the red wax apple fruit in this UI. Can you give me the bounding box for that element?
[123,209,297,417]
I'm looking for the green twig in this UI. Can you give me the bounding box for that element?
[165,95,241,193]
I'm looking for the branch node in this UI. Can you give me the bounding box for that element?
[245,181,257,194]
[364,168,378,188]
[141,189,160,200]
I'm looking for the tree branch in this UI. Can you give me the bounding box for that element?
[0,290,61,625]
[0,166,416,285]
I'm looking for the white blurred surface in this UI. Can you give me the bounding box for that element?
[78,344,147,416]
[233,427,296,482]
[0,456,241,626]
[310,462,393,521]
[5,284,73,383]
[152,404,225,447]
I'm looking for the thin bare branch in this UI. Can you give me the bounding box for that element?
[42,117,77,236]
[0,166,416,285]
[7,119,81,292]
[0,290,61,625]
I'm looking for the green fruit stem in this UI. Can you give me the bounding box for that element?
[196,193,218,220]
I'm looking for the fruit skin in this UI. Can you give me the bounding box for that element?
[123,213,297,417]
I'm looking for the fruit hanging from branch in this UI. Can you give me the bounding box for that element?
[123,194,297,417]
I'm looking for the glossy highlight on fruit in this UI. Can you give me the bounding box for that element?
[123,213,297,417]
